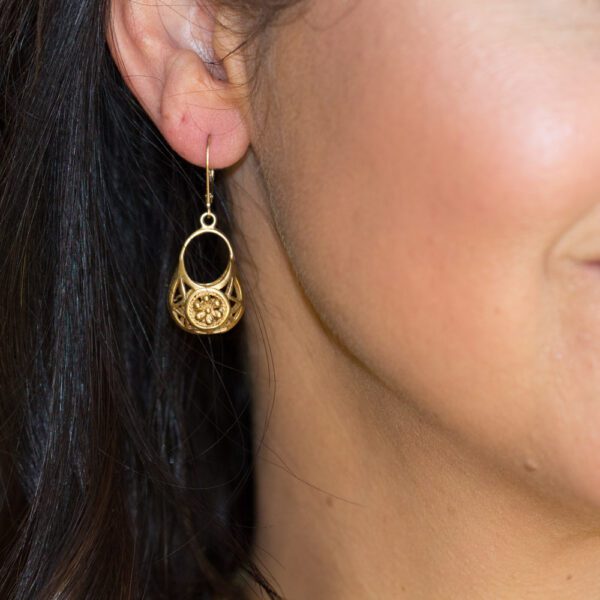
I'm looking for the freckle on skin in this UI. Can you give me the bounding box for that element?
[566,574,573,581]
[326,496,333,507]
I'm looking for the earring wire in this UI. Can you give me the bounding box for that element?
[201,134,216,229]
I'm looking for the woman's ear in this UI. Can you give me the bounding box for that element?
[106,0,251,167]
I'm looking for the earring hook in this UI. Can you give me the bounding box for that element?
[201,134,216,228]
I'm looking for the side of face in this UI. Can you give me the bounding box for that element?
[250,0,600,512]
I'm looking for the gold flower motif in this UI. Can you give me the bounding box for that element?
[193,294,222,324]
[186,289,229,329]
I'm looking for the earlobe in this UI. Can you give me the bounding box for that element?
[105,0,251,168]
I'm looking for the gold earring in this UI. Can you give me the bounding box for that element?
[167,136,244,335]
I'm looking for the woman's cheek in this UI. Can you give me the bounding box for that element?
[303,2,594,363]
[348,5,600,501]
[263,0,600,503]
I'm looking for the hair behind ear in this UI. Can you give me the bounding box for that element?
[0,0,286,597]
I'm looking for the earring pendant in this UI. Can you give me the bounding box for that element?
[167,137,244,335]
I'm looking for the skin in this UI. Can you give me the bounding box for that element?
[107,1,600,597]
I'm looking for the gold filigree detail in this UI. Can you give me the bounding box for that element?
[185,289,230,329]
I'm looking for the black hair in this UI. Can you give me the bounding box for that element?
[0,0,296,596]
